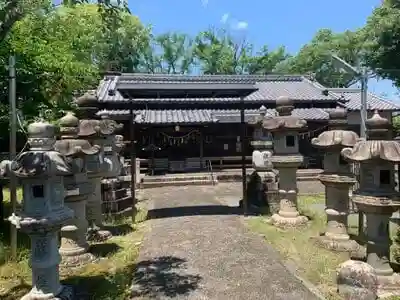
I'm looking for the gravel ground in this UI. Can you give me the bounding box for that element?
[131,184,321,300]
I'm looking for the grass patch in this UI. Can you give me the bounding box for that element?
[0,206,149,300]
[247,194,350,300]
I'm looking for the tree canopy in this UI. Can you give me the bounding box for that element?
[0,0,398,142]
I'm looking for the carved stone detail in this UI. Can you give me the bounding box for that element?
[1,120,75,300]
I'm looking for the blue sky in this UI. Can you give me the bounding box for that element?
[129,0,399,101]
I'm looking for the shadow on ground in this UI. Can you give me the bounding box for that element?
[148,204,243,219]
[131,256,202,298]
[89,242,121,257]
[2,256,202,300]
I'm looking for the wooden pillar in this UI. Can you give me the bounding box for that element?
[241,97,247,214]
[200,131,204,169]
[129,106,137,223]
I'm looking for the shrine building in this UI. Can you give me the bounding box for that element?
[87,73,400,174]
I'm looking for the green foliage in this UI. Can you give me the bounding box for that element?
[283,29,363,87]
[0,4,149,139]
[362,0,400,86]
[393,115,400,136]
[0,0,397,140]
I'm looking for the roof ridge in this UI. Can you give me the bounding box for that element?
[117,73,306,82]
[301,77,351,101]
[367,92,400,109]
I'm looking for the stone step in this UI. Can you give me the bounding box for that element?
[142,179,216,189]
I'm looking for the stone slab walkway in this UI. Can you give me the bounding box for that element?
[131,184,321,300]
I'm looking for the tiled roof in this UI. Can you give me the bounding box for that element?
[96,74,341,103]
[339,92,400,111]
[99,108,329,124]
[100,109,214,124]
[210,108,329,123]
[94,73,400,111]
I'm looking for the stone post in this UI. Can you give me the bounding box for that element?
[339,110,400,294]
[311,108,360,252]
[263,96,308,227]
[55,112,101,267]
[246,105,278,213]
[2,120,75,299]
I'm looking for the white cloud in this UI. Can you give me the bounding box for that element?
[234,21,248,30]
[201,0,209,7]
[220,13,230,24]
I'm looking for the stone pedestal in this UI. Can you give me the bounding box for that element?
[59,190,95,267]
[87,175,113,240]
[311,108,360,252]
[54,112,101,267]
[1,120,75,300]
[271,158,308,226]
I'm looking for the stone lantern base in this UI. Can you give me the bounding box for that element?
[21,285,74,300]
[312,234,360,253]
[353,196,400,295]
[87,176,112,242]
[270,213,308,227]
[270,189,308,227]
[312,174,360,253]
[59,246,97,268]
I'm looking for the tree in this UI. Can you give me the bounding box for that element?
[0,4,149,136]
[0,0,47,43]
[247,45,291,74]
[193,28,251,74]
[282,29,363,87]
[155,32,195,74]
[361,0,400,86]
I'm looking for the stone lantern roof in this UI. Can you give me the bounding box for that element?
[78,110,122,138]
[75,90,99,119]
[262,96,307,131]
[4,120,72,178]
[342,110,400,162]
[55,112,100,157]
[312,107,359,148]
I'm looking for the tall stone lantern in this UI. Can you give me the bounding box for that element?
[311,108,360,252]
[54,112,101,267]
[246,105,278,212]
[341,110,400,290]
[1,120,75,299]
[264,96,308,227]
[76,92,122,240]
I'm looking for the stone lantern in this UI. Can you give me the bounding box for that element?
[115,134,126,175]
[263,96,308,227]
[1,120,74,299]
[246,105,278,213]
[54,112,101,267]
[340,110,400,291]
[311,107,360,252]
[76,92,122,240]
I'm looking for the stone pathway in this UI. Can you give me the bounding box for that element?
[131,184,321,300]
